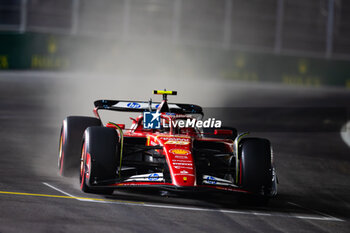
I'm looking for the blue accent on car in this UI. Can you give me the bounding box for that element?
[148,173,160,181]
[206,176,217,184]
[127,102,141,108]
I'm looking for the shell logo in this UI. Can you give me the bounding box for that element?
[169,149,191,155]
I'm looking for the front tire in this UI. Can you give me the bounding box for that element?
[80,127,119,194]
[239,138,275,203]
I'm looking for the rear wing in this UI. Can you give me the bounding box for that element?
[94,100,203,115]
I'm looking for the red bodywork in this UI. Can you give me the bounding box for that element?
[99,102,249,194]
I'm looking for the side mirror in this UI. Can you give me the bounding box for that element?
[214,129,233,136]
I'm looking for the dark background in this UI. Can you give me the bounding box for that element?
[1,0,350,232]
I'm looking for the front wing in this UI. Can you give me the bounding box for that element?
[88,173,252,194]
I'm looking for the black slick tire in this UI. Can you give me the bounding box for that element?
[80,126,119,195]
[239,138,272,204]
[58,116,101,176]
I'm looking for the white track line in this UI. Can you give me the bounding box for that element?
[43,182,76,198]
[288,202,343,221]
[43,182,344,222]
[43,182,107,203]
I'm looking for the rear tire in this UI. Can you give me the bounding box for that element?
[58,116,101,177]
[239,138,273,203]
[80,127,119,194]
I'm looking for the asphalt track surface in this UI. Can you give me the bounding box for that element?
[0,71,349,232]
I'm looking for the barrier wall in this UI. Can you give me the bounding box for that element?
[1,32,350,88]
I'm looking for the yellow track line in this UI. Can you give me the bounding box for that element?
[0,191,343,222]
[0,190,144,204]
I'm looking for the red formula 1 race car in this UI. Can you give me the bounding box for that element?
[58,90,277,201]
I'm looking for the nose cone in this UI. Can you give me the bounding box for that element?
[155,135,196,187]
[166,148,196,187]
